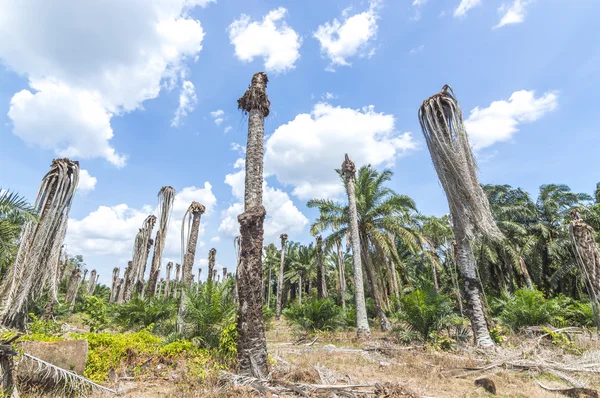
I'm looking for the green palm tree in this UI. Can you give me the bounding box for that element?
[308,165,421,331]
[0,190,37,274]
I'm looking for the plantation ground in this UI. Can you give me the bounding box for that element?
[92,321,600,397]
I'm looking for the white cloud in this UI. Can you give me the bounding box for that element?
[218,159,308,244]
[172,80,197,127]
[67,183,217,264]
[322,92,338,100]
[0,0,206,166]
[454,0,482,17]
[465,90,558,150]
[228,8,302,73]
[210,236,221,243]
[494,0,532,29]
[224,126,233,134]
[413,0,427,5]
[314,1,379,71]
[78,170,97,194]
[210,109,226,126]
[264,102,417,200]
[409,45,425,54]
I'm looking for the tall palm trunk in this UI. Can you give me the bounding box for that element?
[196,269,202,294]
[157,278,164,298]
[360,235,392,331]
[208,249,216,283]
[570,210,600,326]
[124,215,155,301]
[69,269,82,311]
[386,257,400,298]
[181,202,205,287]
[341,154,371,338]
[419,85,500,347]
[298,271,303,305]
[336,240,346,310]
[174,263,181,297]
[316,236,328,299]
[65,268,80,307]
[109,267,120,303]
[1,158,80,329]
[222,268,228,281]
[116,277,125,304]
[165,262,173,298]
[147,187,175,296]
[275,234,287,320]
[236,72,270,377]
[87,269,97,294]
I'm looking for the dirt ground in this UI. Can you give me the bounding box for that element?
[99,322,600,397]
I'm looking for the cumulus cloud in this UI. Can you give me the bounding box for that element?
[228,8,302,73]
[314,1,379,71]
[454,0,482,17]
[66,183,217,265]
[210,109,226,126]
[465,90,558,150]
[494,0,532,29]
[264,102,417,200]
[172,80,197,127]
[78,170,97,194]
[218,159,308,244]
[0,0,207,166]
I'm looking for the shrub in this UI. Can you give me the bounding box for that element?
[491,289,552,331]
[80,295,108,332]
[283,298,345,332]
[396,288,458,341]
[110,294,177,334]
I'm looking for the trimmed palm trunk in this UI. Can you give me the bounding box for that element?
[298,271,303,305]
[65,268,80,307]
[87,269,97,294]
[418,86,500,347]
[316,236,328,299]
[1,158,79,329]
[116,278,125,304]
[174,263,181,296]
[208,249,216,283]
[109,267,120,303]
[147,187,175,296]
[182,202,206,287]
[165,262,173,298]
[196,269,202,294]
[341,154,371,338]
[92,274,99,295]
[158,278,164,298]
[360,234,392,331]
[570,210,600,325]
[223,268,228,281]
[124,215,156,301]
[275,234,287,320]
[336,240,347,310]
[236,72,270,377]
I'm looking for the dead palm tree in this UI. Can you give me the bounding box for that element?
[87,269,97,294]
[109,267,120,303]
[570,209,600,325]
[181,202,206,287]
[418,85,501,347]
[65,268,80,309]
[165,261,173,298]
[236,72,270,377]
[147,186,175,296]
[275,234,287,320]
[0,158,79,329]
[124,215,156,301]
[341,154,371,338]
[208,249,216,283]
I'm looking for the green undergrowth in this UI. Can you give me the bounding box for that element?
[16,317,230,383]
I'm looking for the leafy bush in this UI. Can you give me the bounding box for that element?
[396,288,458,341]
[180,281,237,357]
[81,295,108,332]
[283,298,345,332]
[110,294,177,334]
[491,289,594,331]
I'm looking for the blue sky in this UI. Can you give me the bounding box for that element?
[1,0,598,285]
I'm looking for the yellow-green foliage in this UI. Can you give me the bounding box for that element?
[72,327,162,382]
[158,339,201,358]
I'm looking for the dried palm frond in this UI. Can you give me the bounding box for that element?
[418,86,501,241]
[18,352,116,395]
[1,158,79,329]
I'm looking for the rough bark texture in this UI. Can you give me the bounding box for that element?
[237,206,269,377]
[316,236,328,299]
[66,269,81,311]
[387,258,400,298]
[165,262,173,298]
[361,236,392,332]
[236,72,270,377]
[116,278,124,304]
[222,267,228,281]
[122,261,135,301]
[146,232,162,296]
[109,267,120,303]
[208,249,216,284]
[275,234,287,320]
[455,229,494,347]
[298,272,303,305]
[570,211,600,315]
[336,241,347,310]
[342,154,371,337]
[87,270,97,294]
[157,278,164,298]
[182,202,205,287]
